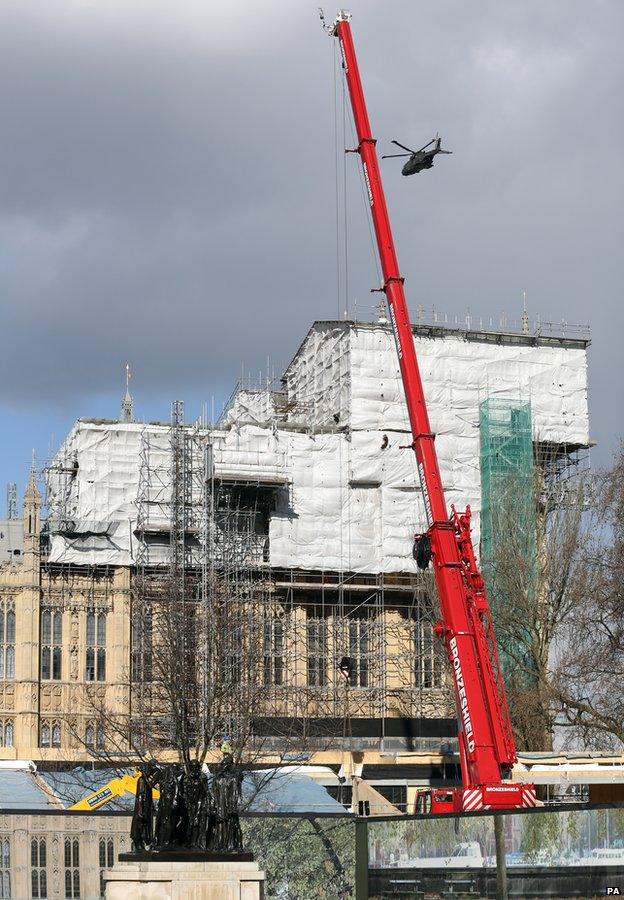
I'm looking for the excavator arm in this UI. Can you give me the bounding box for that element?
[68,771,160,812]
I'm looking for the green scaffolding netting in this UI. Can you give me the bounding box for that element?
[479,398,536,679]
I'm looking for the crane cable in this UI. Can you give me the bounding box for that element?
[344,87,383,291]
[334,39,391,779]
[333,40,351,320]
[333,42,351,764]
[333,40,341,319]
[334,39,383,318]
[342,71,349,319]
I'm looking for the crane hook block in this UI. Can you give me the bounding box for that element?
[413,533,432,569]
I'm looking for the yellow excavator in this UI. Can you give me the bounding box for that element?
[68,745,229,811]
[68,770,160,811]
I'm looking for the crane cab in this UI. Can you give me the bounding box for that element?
[415,788,458,815]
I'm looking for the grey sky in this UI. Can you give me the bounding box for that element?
[0,0,621,481]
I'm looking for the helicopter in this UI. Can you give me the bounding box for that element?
[382,134,452,176]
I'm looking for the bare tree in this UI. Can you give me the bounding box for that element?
[482,443,624,752]
[76,565,316,779]
[550,445,624,749]
[482,447,587,750]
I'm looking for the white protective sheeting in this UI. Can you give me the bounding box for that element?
[47,322,589,573]
[348,325,589,444]
[219,389,282,428]
[47,423,147,566]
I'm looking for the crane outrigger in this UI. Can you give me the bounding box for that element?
[324,10,536,814]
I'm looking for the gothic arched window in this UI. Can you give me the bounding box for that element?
[0,602,15,680]
[86,611,106,681]
[41,609,62,680]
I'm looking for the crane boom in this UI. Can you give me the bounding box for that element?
[329,11,536,812]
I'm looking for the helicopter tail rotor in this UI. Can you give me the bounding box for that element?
[433,134,452,154]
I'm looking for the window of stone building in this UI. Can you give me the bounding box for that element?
[41,610,62,681]
[0,836,10,899]
[414,613,443,689]
[0,720,13,748]
[131,608,152,683]
[39,719,62,749]
[346,617,371,688]
[85,722,105,751]
[0,601,15,680]
[130,726,146,751]
[307,618,327,687]
[98,837,114,898]
[86,611,106,682]
[263,618,284,685]
[31,836,47,899]
[64,838,80,899]
[220,651,241,686]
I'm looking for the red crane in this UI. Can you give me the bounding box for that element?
[326,11,536,813]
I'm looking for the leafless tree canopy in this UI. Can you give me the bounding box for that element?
[77,565,319,777]
[485,444,624,751]
[551,445,624,749]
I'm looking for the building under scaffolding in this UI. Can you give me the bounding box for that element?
[0,317,591,778]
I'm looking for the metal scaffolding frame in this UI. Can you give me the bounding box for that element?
[126,394,451,755]
[29,314,590,761]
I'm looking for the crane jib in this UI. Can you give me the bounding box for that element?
[417,461,434,528]
[339,36,349,73]
[330,12,535,812]
[388,304,402,359]
[450,636,475,753]
[362,161,374,205]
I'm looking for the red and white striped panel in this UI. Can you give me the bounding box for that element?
[462,784,537,812]
[520,785,538,807]
[462,789,486,812]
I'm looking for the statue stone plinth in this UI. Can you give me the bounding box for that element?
[111,758,263,898]
[105,854,264,900]
[119,851,255,863]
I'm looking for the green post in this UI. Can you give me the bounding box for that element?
[355,818,369,900]
[494,814,509,900]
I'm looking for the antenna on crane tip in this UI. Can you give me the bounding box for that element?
[318,8,333,33]
[319,8,351,34]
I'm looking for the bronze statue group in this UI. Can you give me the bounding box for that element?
[130,753,244,854]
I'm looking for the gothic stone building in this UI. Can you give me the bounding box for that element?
[0,321,589,807]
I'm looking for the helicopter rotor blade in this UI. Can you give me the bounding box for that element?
[382,153,411,158]
[391,140,416,153]
[417,138,437,153]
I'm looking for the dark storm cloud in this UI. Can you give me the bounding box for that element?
[0,0,622,458]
